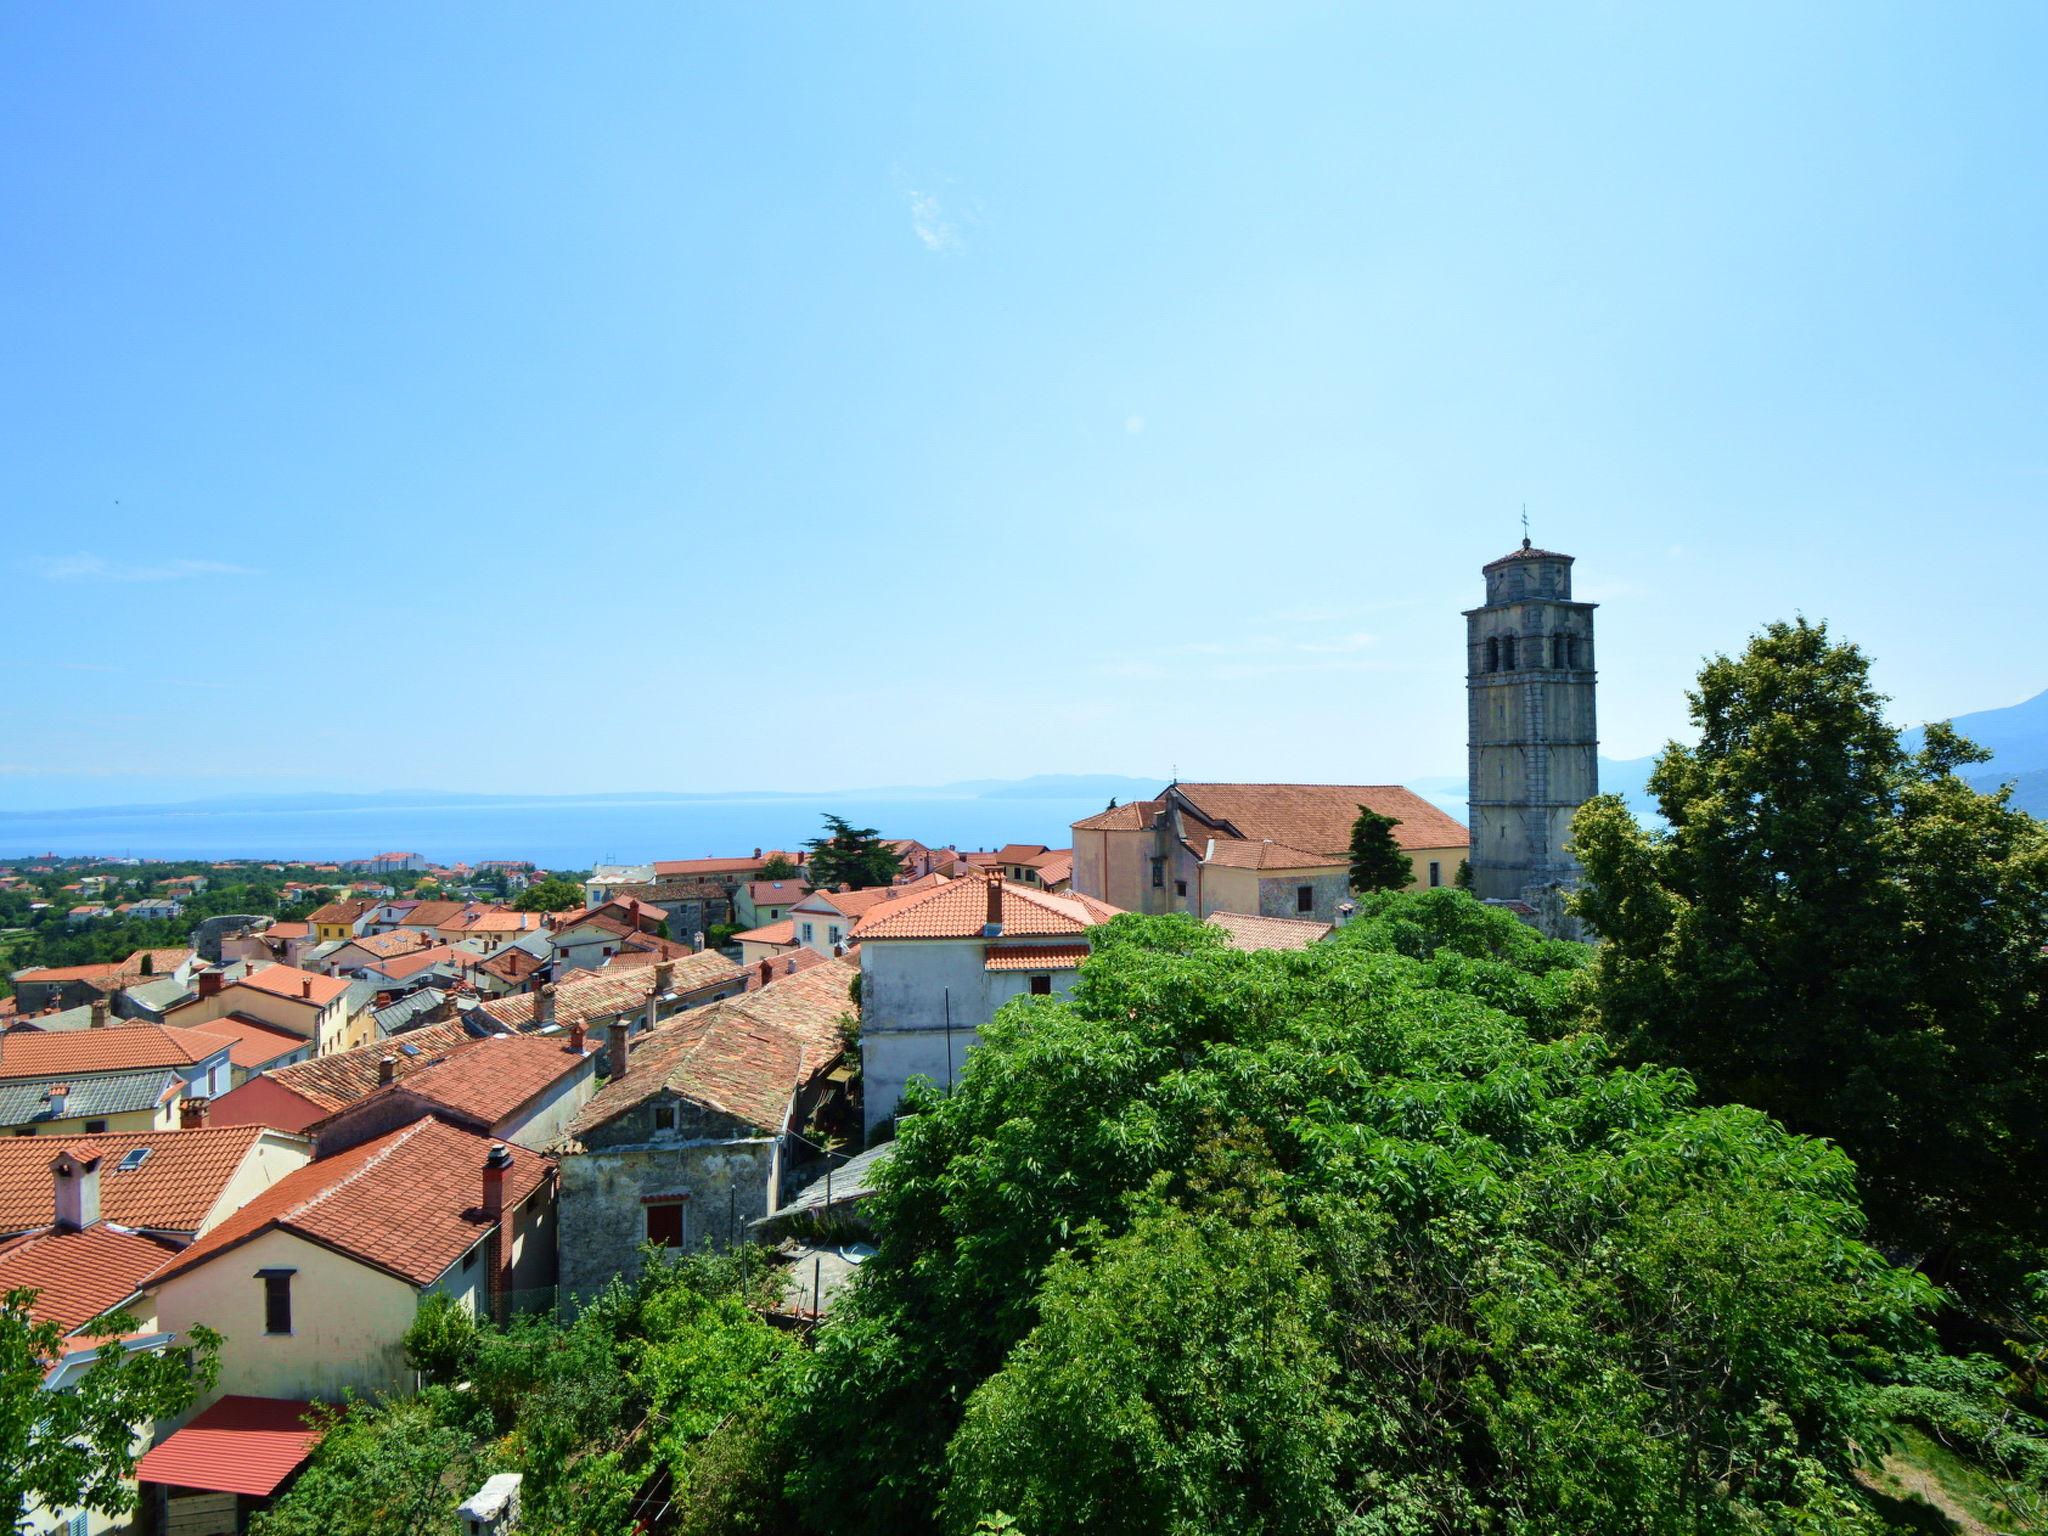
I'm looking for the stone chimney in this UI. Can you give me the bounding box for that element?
[378,1055,398,1086]
[180,1096,210,1129]
[89,998,109,1030]
[534,983,557,1030]
[654,960,675,996]
[51,1146,101,1231]
[198,970,223,1000]
[984,872,1004,938]
[607,1019,630,1079]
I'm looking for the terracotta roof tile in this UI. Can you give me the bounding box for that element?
[230,965,352,1009]
[1483,542,1575,571]
[733,919,796,947]
[1206,911,1334,952]
[322,1033,596,1129]
[984,944,1090,973]
[1193,836,1346,871]
[0,1125,290,1237]
[184,1017,307,1070]
[852,873,1122,941]
[0,1023,221,1081]
[1070,799,1164,832]
[237,1022,476,1117]
[0,1223,180,1334]
[1033,853,1073,885]
[1171,783,1468,855]
[135,1396,322,1498]
[147,1118,552,1290]
[746,880,811,903]
[306,900,374,926]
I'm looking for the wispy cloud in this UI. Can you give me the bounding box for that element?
[894,168,978,254]
[33,553,261,583]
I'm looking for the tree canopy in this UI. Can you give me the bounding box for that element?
[513,877,585,913]
[757,853,801,882]
[2,1293,219,1527]
[1347,807,1410,893]
[802,816,902,891]
[1570,618,2048,1291]
[788,892,1936,1534]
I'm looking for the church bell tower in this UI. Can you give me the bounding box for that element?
[1464,538,1598,909]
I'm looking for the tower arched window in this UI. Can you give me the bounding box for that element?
[1501,635,1518,670]
[1552,634,1566,669]
[1486,636,1500,672]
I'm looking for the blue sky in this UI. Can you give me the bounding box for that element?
[3,3,2043,808]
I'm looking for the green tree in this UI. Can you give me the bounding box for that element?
[789,893,1928,1534]
[1453,857,1473,889]
[251,1397,476,1536]
[1570,618,2048,1288]
[758,853,801,881]
[1346,807,1410,893]
[1,1292,220,1528]
[803,815,903,891]
[513,877,585,914]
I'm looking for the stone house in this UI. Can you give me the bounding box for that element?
[851,872,1122,1140]
[552,958,854,1303]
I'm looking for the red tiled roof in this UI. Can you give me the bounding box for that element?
[241,1022,477,1116]
[1171,784,1468,855]
[327,1034,596,1129]
[1206,911,1334,952]
[136,1397,322,1497]
[10,949,192,991]
[475,961,736,1034]
[852,873,1122,942]
[306,900,373,926]
[231,965,351,1009]
[747,880,810,903]
[796,872,950,920]
[0,1023,222,1081]
[741,946,844,990]
[1193,836,1346,871]
[184,1017,307,1071]
[0,1223,179,1334]
[369,945,477,983]
[1483,542,1575,571]
[651,851,795,877]
[1071,799,1164,832]
[147,1118,553,1289]
[993,844,1051,865]
[338,929,441,959]
[1034,853,1073,885]
[265,921,311,941]
[984,944,1090,973]
[0,1125,287,1237]
[733,919,796,947]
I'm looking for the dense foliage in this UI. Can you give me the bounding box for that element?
[802,815,902,892]
[1346,808,1410,893]
[787,894,1939,1534]
[254,1250,795,1536]
[1571,618,2048,1292]
[514,877,586,913]
[1,1292,219,1526]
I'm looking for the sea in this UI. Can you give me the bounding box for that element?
[0,793,1121,870]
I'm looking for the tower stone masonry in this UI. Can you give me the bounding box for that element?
[1464,539,1598,912]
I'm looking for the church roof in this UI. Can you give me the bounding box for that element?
[1482,540,1574,573]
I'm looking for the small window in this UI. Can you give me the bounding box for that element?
[1429,862,1442,888]
[259,1270,294,1335]
[84,1120,107,1134]
[646,1202,684,1248]
[801,922,813,942]
[1501,635,1518,669]
[1029,974,1053,996]
[1296,886,1314,914]
[1485,636,1500,672]
[653,1104,676,1131]
[1150,859,1164,889]
[1174,879,1187,897]
[828,925,841,944]
[117,1147,151,1172]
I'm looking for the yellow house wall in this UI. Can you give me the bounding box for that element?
[197,1132,313,1233]
[1,1104,176,1137]
[151,1227,422,1410]
[1403,844,1469,890]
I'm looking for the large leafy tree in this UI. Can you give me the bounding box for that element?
[1,1293,220,1528]
[513,877,585,913]
[788,893,1930,1534]
[803,816,902,891]
[1347,808,1410,893]
[1571,618,2048,1287]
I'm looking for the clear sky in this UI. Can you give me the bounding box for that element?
[4,3,2043,808]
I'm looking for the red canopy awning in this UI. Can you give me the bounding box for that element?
[137,1396,322,1497]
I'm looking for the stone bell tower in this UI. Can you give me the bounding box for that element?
[1464,538,1598,913]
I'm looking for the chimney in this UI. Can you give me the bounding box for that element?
[378,1055,398,1086]
[301,977,312,998]
[89,998,109,1030]
[198,970,223,999]
[984,872,1004,937]
[692,930,705,953]
[180,1095,210,1129]
[567,1020,586,1054]
[785,956,796,974]
[758,959,772,988]
[482,1142,515,1324]
[753,847,762,859]
[51,1147,101,1231]
[535,982,557,1030]
[607,1019,630,1079]
[654,960,674,996]
[46,1083,69,1119]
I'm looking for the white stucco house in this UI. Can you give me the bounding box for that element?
[850,871,1121,1139]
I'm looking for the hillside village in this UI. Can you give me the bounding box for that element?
[2,768,1491,1532]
